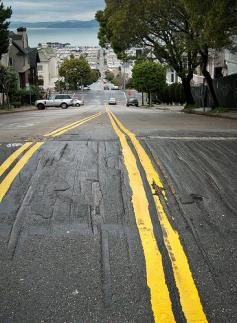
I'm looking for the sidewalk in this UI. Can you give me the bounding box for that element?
[184,107,237,120]
[0,105,36,115]
[146,104,237,120]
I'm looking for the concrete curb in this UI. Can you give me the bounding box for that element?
[0,107,37,115]
[183,110,237,120]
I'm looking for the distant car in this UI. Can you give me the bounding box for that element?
[72,97,84,107]
[78,85,90,91]
[35,94,73,110]
[104,85,110,90]
[126,97,139,107]
[111,85,119,90]
[109,97,116,105]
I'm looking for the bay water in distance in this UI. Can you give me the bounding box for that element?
[25,27,99,47]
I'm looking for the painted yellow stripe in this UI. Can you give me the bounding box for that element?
[51,112,104,138]
[108,111,175,323]
[108,109,166,198]
[0,142,43,203]
[109,110,207,323]
[52,112,104,137]
[45,112,103,137]
[45,112,101,137]
[0,142,32,177]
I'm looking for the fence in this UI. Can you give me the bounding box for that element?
[191,73,237,109]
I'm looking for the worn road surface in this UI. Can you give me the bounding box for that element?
[0,86,237,323]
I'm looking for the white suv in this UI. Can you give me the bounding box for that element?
[35,94,73,110]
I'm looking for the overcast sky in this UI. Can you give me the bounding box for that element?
[3,0,105,22]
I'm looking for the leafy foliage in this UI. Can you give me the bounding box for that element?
[132,60,166,94]
[88,69,101,85]
[125,78,134,89]
[59,56,91,90]
[0,2,12,59]
[0,65,19,106]
[157,83,185,105]
[105,70,114,82]
[96,0,237,106]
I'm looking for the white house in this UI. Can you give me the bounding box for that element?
[192,48,237,86]
[37,48,59,90]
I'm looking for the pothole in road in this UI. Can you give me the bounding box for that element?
[180,193,208,205]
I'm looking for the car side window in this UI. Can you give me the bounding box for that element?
[55,95,62,100]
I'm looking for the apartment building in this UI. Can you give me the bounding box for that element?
[37,48,59,89]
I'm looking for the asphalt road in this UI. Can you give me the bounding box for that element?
[0,84,237,323]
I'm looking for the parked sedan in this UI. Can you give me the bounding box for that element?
[109,97,117,105]
[126,97,139,107]
[72,95,84,107]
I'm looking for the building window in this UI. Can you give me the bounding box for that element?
[38,65,43,71]
[171,73,174,83]
[9,57,13,66]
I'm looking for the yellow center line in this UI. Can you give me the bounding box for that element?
[0,142,32,177]
[44,112,104,137]
[108,110,175,323]
[0,142,44,203]
[107,108,166,198]
[51,112,105,138]
[108,109,208,323]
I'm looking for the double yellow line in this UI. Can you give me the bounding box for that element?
[45,111,104,138]
[0,111,104,203]
[0,142,43,203]
[107,108,207,323]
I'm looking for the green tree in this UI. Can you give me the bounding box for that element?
[59,56,91,90]
[0,2,12,59]
[125,78,134,89]
[96,0,237,107]
[132,60,166,106]
[87,69,101,85]
[105,70,114,82]
[0,65,19,107]
[54,80,66,92]
[96,0,199,104]
[183,0,237,106]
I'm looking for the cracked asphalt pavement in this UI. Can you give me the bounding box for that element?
[0,87,237,323]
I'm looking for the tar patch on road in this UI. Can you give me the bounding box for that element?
[0,140,154,322]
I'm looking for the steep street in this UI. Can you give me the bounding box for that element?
[0,87,237,322]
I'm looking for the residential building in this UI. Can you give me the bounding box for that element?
[166,69,180,85]
[1,27,40,88]
[192,49,237,86]
[37,48,59,89]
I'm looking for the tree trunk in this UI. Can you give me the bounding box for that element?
[182,74,194,105]
[142,92,144,106]
[149,91,152,107]
[200,46,219,108]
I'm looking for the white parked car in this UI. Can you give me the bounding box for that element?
[72,98,85,107]
[35,94,73,110]
[109,97,117,105]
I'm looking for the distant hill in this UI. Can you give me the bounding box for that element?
[10,19,99,29]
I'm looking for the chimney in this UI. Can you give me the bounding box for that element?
[17,27,28,48]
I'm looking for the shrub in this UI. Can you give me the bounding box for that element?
[17,86,44,105]
[156,83,185,104]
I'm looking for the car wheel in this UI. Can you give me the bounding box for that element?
[61,103,68,109]
[37,103,45,110]
[136,104,138,107]
[75,103,80,107]
[126,104,129,107]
